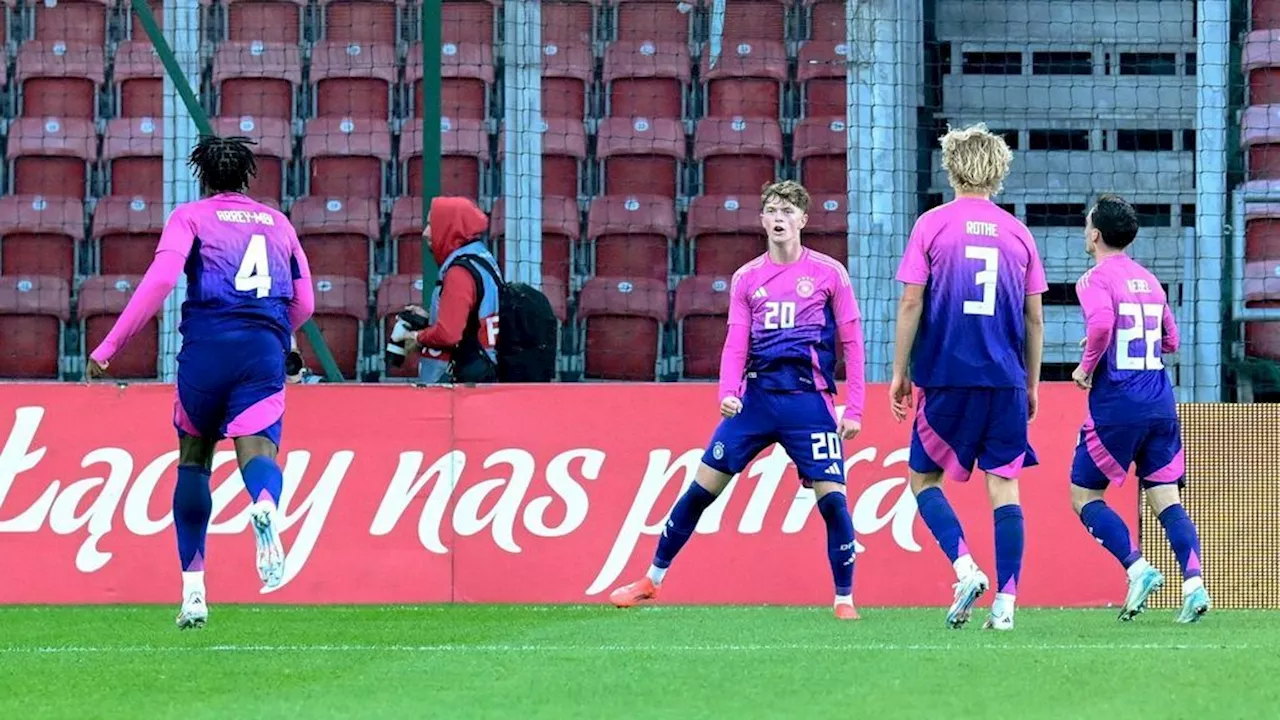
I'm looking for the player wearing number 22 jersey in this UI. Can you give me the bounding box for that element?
[608,181,866,620]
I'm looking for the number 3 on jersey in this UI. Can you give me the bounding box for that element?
[235,234,273,298]
[963,245,998,316]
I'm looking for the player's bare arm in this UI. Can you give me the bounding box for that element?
[1023,292,1044,420]
[890,283,926,422]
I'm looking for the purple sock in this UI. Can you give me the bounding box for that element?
[653,482,718,570]
[241,455,284,506]
[816,492,856,596]
[994,504,1024,596]
[915,486,969,563]
[1158,504,1203,579]
[174,465,212,572]
[1079,499,1142,568]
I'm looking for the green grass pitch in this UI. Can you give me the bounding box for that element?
[2,606,1277,719]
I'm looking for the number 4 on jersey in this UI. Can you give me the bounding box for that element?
[235,234,273,298]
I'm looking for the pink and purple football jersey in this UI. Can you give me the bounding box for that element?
[897,197,1048,388]
[725,249,861,396]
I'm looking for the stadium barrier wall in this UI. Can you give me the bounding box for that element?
[0,381,1192,608]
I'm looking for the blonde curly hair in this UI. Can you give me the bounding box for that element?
[760,180,811,212]
[940,123,1012,197]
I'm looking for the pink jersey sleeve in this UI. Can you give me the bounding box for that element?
[829,264,864,422]
[1024,235,1049,295]
[896,216,931,285]
[288,226,315,332]
[719,271,752,400]
[89,207,196,365]
[1160,303,1180,354]
[1076,270,1116,374]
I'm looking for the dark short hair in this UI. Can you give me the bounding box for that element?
[189,135,258,193]
[1089,194,1139,250]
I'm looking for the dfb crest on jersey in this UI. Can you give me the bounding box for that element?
[712,441,725,460]
[795,276,816,298]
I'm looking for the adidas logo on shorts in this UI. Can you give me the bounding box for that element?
[825,462,842,475]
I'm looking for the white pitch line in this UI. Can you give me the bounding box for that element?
[0,642,1260,655]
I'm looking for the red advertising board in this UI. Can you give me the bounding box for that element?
[0,382,1133,606]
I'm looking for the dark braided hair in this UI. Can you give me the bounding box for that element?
[188,135,258,194]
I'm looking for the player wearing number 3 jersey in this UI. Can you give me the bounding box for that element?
[1068,194,1209,624]
[87,136,315,630]
[890,124,1046,631]
[609,181,867,620]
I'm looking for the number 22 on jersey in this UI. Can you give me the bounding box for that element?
[235,233,273,298]
[1116,302,1164,371]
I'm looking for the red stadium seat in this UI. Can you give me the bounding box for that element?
[596,116,686,197]
[490,196,581,285]
[407,42,495,120]
[79,274,157,379]
[320,0,399,44]
[687,194,765,276]
[102,117,163,199]
[375,273,424,378]
[389,196,426,274]
[211,116,293,202]
[0,275,70,379]
[0,195,84,283]
[794,116,848,194]
[586,195,675,281]
[614,0,693,44]
[224,0,307,43]
[803,194,848,262]
[289,196,380,281]
[401,117,489,199]
[693,116,783,195]
[113,42,163,118]
[311,41,399,119]
[1243,105,1280,180]
[798,41,847,117]
[442,0,496,45]
[543,1,595,45]
[6,117,97,199]
[91,196,163,275]
[806,0,846,42]
[540,274,569,325]
[213,42,303,121]
[603,41,690,119]
[576,276,669,380]
[702,41,788,120]
[17,42,105,119]
[542,43,594,120]
[300,275,368,379]
[532,118,588,199]
[721,0,787,42]
[302,117,393,198]
[33,0,110,44]
[674,275,731,378]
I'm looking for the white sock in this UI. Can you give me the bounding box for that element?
[992,592,1016,617]
[182,571,205,598]
[1183,576,1204,594]
[646,564,667,585]
[952,554,979,580]
[1126,557,1152,581]
[834,594,853,607]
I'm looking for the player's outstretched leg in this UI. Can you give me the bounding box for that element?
[1146,486,1210,623]
[912,474,987,628]
[610,467,728,608]
[174,436,216,630]
[1073,488,1163,621]
[235,437,287,590]
[814,483,859,620]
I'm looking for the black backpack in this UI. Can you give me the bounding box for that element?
[452,255,558,383]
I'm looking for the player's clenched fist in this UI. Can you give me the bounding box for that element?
[720,396,743,419]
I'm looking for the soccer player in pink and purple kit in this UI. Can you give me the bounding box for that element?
[86,136,315,629]
[890,124,1045,631]
[609,181,867,619]
[1069,194,1210,624]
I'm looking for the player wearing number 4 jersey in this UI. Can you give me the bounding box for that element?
[86,136,315,629]
[609,181,867,619]
[891,124,1045,631]
[1069,194,1210,624]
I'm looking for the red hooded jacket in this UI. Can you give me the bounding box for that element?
[414,197,491,350]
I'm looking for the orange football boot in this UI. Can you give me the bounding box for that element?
[834,603,860,620]
[609,577,660,608]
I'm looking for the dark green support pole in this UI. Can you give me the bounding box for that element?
[131,0,345,382]
[420,0,443,305]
